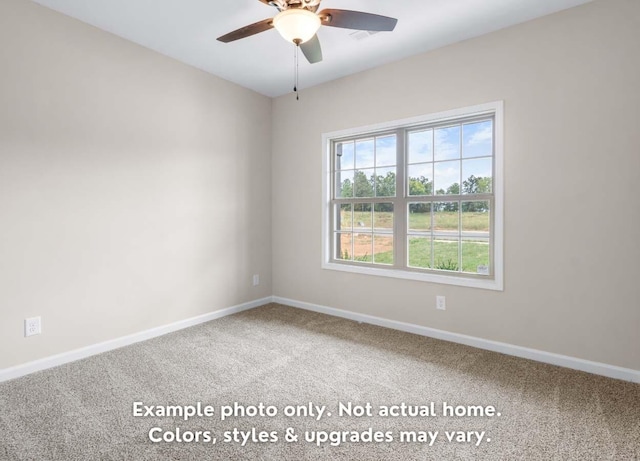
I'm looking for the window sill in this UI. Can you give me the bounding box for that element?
[322,262,503,291]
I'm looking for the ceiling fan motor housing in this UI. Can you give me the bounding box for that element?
[268,0,322,11]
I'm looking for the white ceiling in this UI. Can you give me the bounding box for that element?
[31,0,593,97]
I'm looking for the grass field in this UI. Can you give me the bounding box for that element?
[337,210,490,273]
[407,238,489,272]
[339,209,490,232]
[337,238,489,273]
[408,210,489,232]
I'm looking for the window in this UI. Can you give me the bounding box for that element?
[322,102,503,290]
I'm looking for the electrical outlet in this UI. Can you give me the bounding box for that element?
[25,317,41,337]
[436,296,446,311]
[252,274,260,286]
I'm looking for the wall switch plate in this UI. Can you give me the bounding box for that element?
[436,296,446,311]
[252,274,260,286]
[25,317,41,337]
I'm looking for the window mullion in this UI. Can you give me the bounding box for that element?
[458,200,462,273]
[394,128,406,270]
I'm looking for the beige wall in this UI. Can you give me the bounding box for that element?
[272,0,640,370]
[1,0,638,374]
[0,0,272,369]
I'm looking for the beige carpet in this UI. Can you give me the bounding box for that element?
[0,303,638,460]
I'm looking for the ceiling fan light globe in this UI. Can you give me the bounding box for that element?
[273,9,321,44]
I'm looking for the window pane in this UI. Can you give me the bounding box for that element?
[354,234,372,262]
[374,235,393,265]
[336,204,353,231]
[355,139,375,169]
[434,126,461,161]
[462,158,492,194]
[434,202,459,234]
[408,236,431,269]
[408,129,433,164]
[408,164,433,196]
[408,203,431,232]
[374,204,393,231]
[433,238,460,272]
[375,167,396,197]
[354,170,375,197]
[463,120,493,159]
[335,233,353,261]
[461,202,490,235]
[336,141,355,169]
[336,170,354,198]
[353,203,372,230]
[376,135,396,167]
[434,160,460,195]
[462,239,490,274]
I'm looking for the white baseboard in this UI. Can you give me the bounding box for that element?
[0,297,272,383]
[272,296,640,384]
[4,295,639,384]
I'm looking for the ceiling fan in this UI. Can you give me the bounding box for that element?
[217,0,398,64]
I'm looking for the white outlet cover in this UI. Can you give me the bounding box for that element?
[25,317,42,337]
[436,296,446,310]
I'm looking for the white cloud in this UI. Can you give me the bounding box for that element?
[434,127,460,161]
[468,125,492,145]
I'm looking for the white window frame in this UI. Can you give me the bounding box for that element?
[321,101,504,291]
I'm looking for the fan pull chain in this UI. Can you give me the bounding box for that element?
[293,39,301,101]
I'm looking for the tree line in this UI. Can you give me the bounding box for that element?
[340,171,491,212]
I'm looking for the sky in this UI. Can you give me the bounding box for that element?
[336,120,493,195]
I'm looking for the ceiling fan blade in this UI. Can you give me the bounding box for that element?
[318,9,398,32]
[300,34,323,64]
[217,18,274,43]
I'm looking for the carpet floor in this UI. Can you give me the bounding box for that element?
[0,303,638,460]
